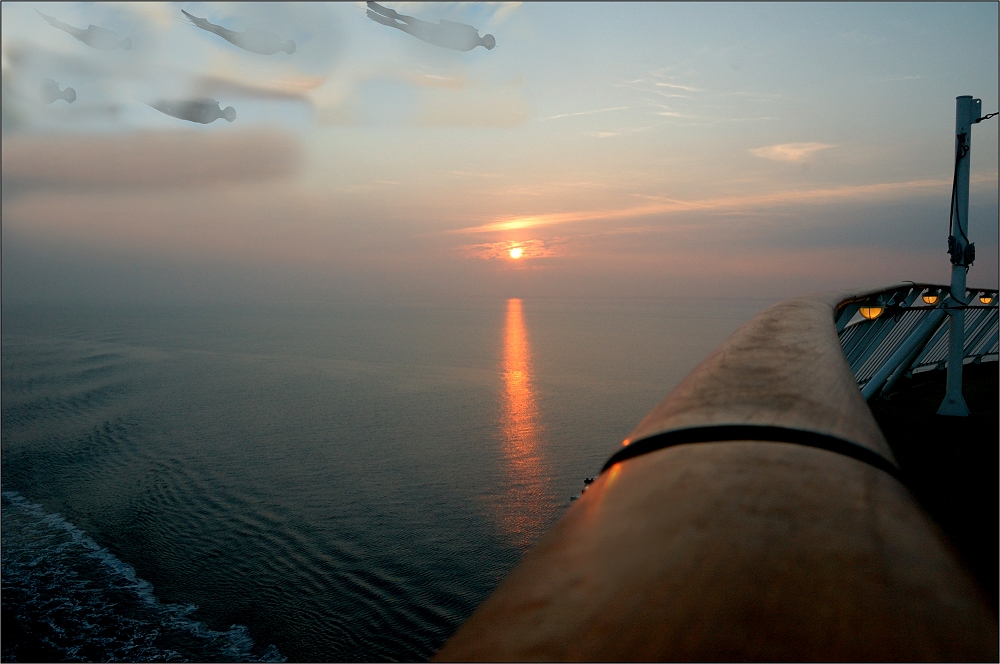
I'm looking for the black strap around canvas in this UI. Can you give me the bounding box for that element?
[600,424,903,482]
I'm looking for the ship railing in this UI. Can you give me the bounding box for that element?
[434,286,997,662]
[835,282,998,400]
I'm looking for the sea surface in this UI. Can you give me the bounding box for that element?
[1,296,772,662]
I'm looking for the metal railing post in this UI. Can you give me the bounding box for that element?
[870,307,947,399]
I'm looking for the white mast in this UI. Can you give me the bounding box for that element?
[937,95,982,416]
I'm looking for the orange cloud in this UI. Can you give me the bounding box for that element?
[193,73,327,101]
[460,238,562,261]
[450,175,997,234]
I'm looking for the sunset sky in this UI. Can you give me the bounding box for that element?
[3,2,997,304]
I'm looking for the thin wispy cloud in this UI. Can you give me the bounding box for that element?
[614,81,690,99]
[407,71,468,89]
[750,142,837,163]
[615,73,782,128]
[535,106,630,122]
[650,113,778,127]
[586,123,660,138]
[655,82,701,92]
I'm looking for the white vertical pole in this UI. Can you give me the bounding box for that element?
[937,95,981,416]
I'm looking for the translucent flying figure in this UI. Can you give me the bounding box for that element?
[41,78,76,104]
[36,10,132,51]
[366,2,495,52]
[149,99,237,124]
[181,10,296,55]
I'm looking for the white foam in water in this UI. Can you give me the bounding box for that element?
[1,490,285,663]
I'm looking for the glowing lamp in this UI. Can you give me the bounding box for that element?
[922,291,940,304]
[859,304,884,320]
[980,294,994,304]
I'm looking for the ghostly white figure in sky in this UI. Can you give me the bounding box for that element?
[41,79,76,104]
[181,10,296,55]
[149,99,237,125]
[365,2,495,52]
[36,10,132,50]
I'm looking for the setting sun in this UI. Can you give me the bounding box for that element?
[509,247,523,259]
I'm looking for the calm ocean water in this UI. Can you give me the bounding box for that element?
[1,296,772,662]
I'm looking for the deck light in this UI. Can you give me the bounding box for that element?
[979,293,994,304]
[859,303,884,320]
[922,290,940,304]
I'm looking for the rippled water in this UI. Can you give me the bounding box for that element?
[1,297,770,661]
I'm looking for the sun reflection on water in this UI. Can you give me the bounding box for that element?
[495,298,555,551]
